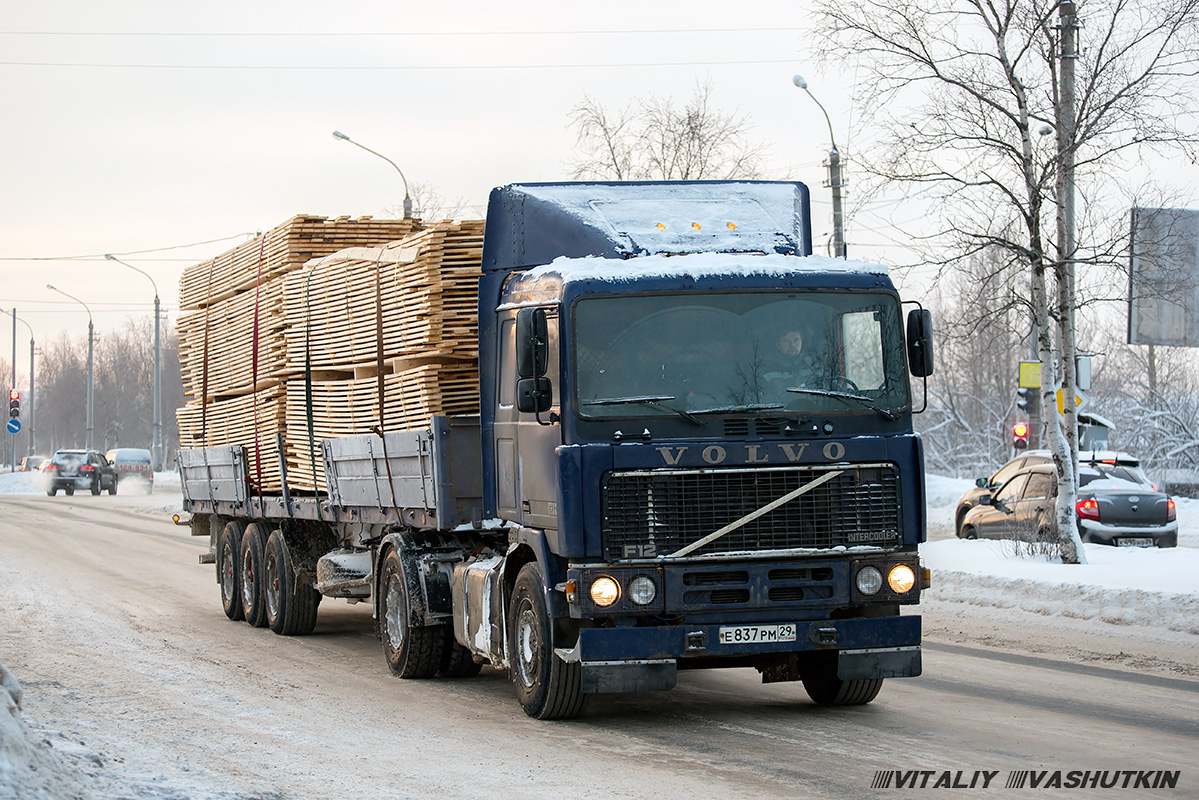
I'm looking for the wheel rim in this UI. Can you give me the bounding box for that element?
[265,548,281,618]
[241,546,255,608]
[385,573,406,650]
[514,599,541,690]
[221,541,236,601]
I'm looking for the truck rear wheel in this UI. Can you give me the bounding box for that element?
[217,521,245,621]
[439,634,483,678]
[264,530,320,636]
[240,523,269,628]
[379,548,444,678]
[508,562,585,720]
[802,663,883,706]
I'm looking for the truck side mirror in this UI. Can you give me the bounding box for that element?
[517,378,553,413]
[907,308,934,377]
[516,308,548,379]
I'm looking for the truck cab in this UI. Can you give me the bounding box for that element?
[471,182,931,717]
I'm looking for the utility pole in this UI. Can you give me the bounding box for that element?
[793,75,847,258]
[10,308,14,472]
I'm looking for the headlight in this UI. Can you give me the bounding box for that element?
[628,576,657,606]
[888,564,917,594]
[590,576,620,607]
[855,566,883,596]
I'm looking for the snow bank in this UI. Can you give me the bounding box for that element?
[0,664,88,800]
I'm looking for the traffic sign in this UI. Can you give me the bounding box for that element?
[6,418,20,434]
[1057,388,1086,414]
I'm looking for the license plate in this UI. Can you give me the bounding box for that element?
[1117,537,1153,547]
[718,623,797,645]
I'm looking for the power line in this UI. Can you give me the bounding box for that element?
[0,27,807,37]
[0,232,257,262]
[0,58,797,71]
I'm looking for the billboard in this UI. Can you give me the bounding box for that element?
[1129,207,1199,347]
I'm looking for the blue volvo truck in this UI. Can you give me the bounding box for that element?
[180,180,934,719]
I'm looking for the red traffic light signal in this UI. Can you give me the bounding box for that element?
[8,389,19,419]
[1013,421,1029,450]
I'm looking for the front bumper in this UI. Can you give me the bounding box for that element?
[558,615,922,693]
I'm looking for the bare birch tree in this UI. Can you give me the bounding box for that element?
[567,80,768,180]
[815,0,1199,562]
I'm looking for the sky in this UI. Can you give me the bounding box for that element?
[2,1,1197,387]
[0,1,876,369]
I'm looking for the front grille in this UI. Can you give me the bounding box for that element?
[602,463,901,559]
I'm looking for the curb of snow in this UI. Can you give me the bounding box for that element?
[926,570,1199,635]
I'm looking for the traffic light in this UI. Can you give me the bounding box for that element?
[8,389,18,419]
[1016,387,1031,413]
[1013,421,1029,450]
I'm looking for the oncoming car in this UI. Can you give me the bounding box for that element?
[958,461,1177,548]
[43,449,118,496]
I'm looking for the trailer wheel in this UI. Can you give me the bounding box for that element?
[240,523,270,628]
[439,634,483,678]
[264,530,320,636]
[802,661,883,706]
[509,562,586,720]
[217,521,245,621]
[379,548,444,678]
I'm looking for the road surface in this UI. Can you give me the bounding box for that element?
[1,493,1195,799]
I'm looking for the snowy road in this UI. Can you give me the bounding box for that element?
[2,493,1197,799]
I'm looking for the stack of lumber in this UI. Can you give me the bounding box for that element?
[176,215,484,493]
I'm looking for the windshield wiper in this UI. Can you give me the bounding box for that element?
[786,388,899,421]
[690,402,785,415]
[583,395,703,426]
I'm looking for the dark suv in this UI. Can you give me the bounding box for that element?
[44,449,118,496]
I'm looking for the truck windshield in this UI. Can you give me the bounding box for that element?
[574,292,908,418]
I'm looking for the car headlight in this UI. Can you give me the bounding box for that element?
[590,576,620,607]
[628,575,657,606]
[888,564,916,594]
[855,566,883,596]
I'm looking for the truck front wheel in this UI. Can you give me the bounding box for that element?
[508,562,586,720]
[217,521,245,621]
[379,548,444,678]
[802,662,883,706]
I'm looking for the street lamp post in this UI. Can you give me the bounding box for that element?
[331,130,414,219]
[1,309,35,465]
[106,254,162,471]
[47,284,94,451]
[793,75,846,259]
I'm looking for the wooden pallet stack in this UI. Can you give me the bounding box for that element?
[176,216,484,493]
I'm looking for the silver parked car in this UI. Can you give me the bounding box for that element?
[959,461,1177,547]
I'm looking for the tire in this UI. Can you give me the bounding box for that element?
[46,488,56,497]
[440,633,483,678]
[217,521,245,621]
[65,486,75,496]
[961,525,978,540]
[240,523,270,628]
[378,548,445,678]
[955,509,967,538]
[90,477,101,496]
[264,529,320,636]
[108,478,118,495]
[508,562,586,720]
[802,660,883,706]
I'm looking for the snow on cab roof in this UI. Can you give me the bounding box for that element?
[521,252,890,284]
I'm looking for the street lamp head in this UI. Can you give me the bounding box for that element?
[792,74,808,90]
[46,284,56,291]
[332,130,351,141]
[104,253,117,261]
[1038,124,1055,136]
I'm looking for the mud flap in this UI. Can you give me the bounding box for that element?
[836,645,921,680]
[579,659,678,694]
